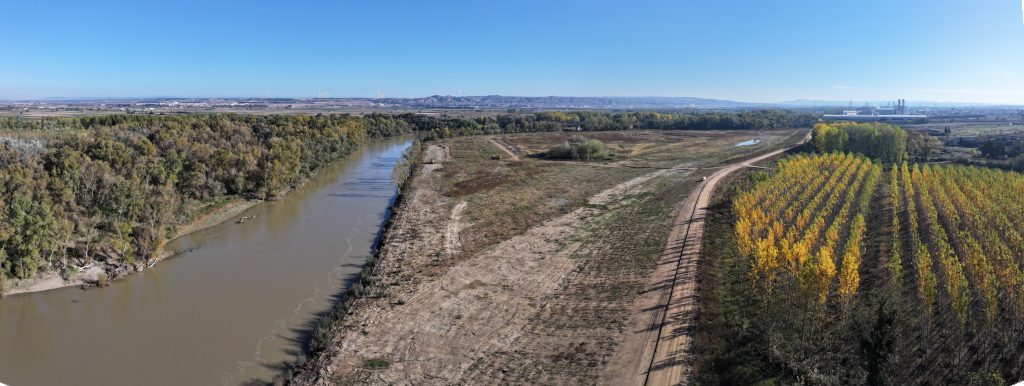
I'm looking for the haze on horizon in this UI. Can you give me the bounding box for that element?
[1,0,1022,105]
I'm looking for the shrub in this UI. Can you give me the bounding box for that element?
[363,357,390,369]
[95,271,110,287]
[544,137,610,161]
[966,371,1004,386]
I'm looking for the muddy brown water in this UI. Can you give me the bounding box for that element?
[0,137,412,386]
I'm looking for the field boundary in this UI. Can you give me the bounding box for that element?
[602,130,809,386]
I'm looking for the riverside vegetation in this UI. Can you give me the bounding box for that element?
[0,110,811,293]
[697,122,1014,385]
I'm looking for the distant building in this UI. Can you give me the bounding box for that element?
[822,114,928,123]
[823,98,927,123]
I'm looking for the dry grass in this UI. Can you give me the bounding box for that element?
[461,173,697,384]
[496,129,800,168]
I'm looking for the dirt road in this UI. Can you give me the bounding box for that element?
[488,137,520,160]
[603,131,809,386]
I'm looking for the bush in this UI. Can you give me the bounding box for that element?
[544,137,610,161]
[363,357,390,369]
[966,371,1004,386]
[95,271,110,287]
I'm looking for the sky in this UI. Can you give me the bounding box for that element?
[1,0,1023,104]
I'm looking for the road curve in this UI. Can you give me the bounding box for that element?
[601,130,810,386]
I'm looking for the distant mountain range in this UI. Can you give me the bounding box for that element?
[375,95,766,109]
[4,95,1019,110]
[2,95,765,109]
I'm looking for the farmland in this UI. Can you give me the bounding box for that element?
[697,124,1024,384]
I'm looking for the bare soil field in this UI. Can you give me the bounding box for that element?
[292,129,805,385]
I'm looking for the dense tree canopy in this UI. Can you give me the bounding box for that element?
[978,136,1024,159]
[0,114,397,282]
[419,110,817,140]
[812,122,908,163]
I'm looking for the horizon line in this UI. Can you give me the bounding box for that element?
[1,95,1022,107]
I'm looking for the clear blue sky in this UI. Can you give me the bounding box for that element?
[2,0,1023,104]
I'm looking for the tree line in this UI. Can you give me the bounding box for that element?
[417,110,818,140]
[812,122,919,163]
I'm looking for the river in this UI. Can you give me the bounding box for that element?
[0,137,413,386]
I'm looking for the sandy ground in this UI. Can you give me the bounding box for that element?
[445,201,467,258]
[605,131,810,386]
[3,198,259,296]
[4,265,105,296]
[424,143,451,164]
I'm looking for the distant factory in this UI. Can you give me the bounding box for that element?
[823,99,928,123]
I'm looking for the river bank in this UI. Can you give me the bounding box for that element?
[0,136,415,386]
[3,197,261,296]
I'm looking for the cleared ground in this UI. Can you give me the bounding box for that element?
[292,129,805,385]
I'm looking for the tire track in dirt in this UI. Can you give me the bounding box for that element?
[603,131,810,386]
[488,137,520,160]
[445,201,467,257]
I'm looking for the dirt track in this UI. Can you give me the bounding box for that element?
[604,131,810,386]
[488,138,520,160]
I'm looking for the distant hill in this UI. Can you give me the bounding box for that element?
[379,95,765,109]
[7,96,1014,110]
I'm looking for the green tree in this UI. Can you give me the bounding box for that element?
[2,195,58,278]
[261,137,302,199]
[813,123,848,153]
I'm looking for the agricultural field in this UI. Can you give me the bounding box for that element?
[698,150,1024,385]
[736,153,880,306]
[905,121,1024,138]
[291,129,806,385]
